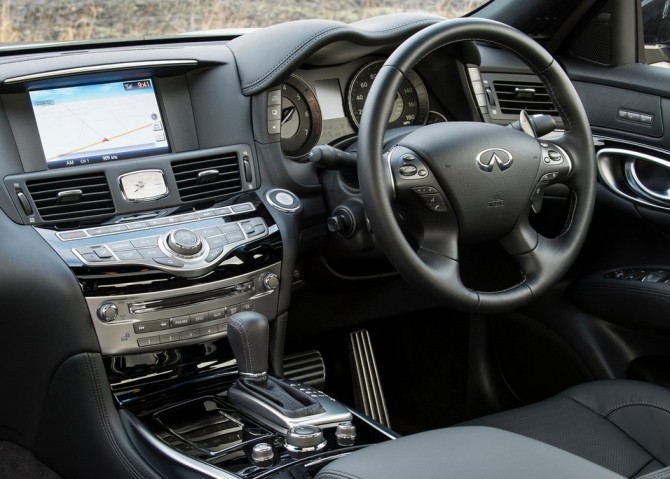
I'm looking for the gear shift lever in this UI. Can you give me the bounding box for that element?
[228,311,269,387]
[227,311,326,424]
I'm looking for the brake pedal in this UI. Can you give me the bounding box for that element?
[349,330,391,427]
[283,350,326,389]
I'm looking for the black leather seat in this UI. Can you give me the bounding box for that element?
[465,380,670,478]
[317,380,670,479]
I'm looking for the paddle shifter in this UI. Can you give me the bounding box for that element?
[227,312,352,432]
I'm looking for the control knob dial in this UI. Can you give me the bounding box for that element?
[167,229,203,256]
[97,303,118,322]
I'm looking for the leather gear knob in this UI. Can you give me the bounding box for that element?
[228,311,269,377]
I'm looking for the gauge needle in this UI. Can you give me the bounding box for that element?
[134,183,145,192]
[281,107,296,125]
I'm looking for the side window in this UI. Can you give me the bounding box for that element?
[642,0,670,66]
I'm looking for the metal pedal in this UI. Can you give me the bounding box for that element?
[349,329,391,427]
[283,350,326,389]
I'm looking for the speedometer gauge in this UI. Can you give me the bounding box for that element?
[280,76,322,159]
[347,59,429,129]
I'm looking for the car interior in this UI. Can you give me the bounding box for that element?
[2,0,670,477]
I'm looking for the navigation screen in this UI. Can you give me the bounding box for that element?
[30,79,170,169]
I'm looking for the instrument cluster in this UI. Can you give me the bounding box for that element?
[278,57,448,160]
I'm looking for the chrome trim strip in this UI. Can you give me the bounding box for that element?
[5,60,199,84]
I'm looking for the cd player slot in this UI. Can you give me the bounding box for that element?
[128,282,252,314]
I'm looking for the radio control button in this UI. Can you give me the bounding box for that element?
[218,323,228,333]
[170,316,190,328]
[226,304,240,317]
[241,302,253,312]
[138,336,160,347]
[134,319,170,333]
[190,311,210,324]
[159,333,180,344]
[97,303,118,322]
[200,325,218,336]
[176,213,198,222]
[154,257,185,268]
[210,308,226,320]
[180,330,201,340]
[240,221,255,234]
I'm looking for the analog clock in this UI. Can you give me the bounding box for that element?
[119,169,168,202]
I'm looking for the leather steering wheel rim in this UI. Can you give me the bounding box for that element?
[357,18,596,313]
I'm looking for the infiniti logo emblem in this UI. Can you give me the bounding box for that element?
[476,148,514,172]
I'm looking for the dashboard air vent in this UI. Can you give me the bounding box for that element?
[492,80,558,117]
[171,153,242,203]
[26,172,114,222]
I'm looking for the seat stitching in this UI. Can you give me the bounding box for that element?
[564,396,662,471]
[602,402,670,418]
[629,458,659,479]
[637,465,670,479]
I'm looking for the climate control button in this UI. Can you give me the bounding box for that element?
[166,229,203,256]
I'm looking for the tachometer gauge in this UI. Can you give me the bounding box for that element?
[280,76,322,159]
[347,59,429,129]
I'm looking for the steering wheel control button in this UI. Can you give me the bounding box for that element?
[167,229,203,256]
[335,422,357,447]
[540,172,559,182]
[285,425,327,459]
[402,154,416,162]
[418,169,428,177]
[412,186,438,195]
[251,443,275,468]
[420,194,447,212]
[266,188,302,213]
[97,303,118,322]
[399,164,418,176]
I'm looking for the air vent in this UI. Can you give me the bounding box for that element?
[492,80,558,117]
[26,172,114,222]
[172,153,242,203]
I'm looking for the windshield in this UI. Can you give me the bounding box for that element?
[2,0,490,43]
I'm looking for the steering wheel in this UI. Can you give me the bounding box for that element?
[358,18,596,313]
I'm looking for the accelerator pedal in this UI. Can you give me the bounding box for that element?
[283,350,326,390]
[349,329,391,428]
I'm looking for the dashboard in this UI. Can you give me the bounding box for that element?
[0,12,573,479]
[0,14,553,362]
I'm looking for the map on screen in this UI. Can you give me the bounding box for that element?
[30,79,169,169]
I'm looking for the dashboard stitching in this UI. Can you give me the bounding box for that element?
[240,17,443,93]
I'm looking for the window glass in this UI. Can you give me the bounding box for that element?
[642,0,670,66]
